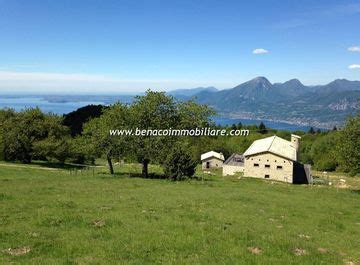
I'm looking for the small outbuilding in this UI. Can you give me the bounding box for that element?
[223,153,245,176]
[201,151,225,170]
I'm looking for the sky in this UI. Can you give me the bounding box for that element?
[0,0,359,94]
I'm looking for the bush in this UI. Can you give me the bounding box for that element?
[163,146,197,180]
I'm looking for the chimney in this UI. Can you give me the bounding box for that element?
[291,134,301,161]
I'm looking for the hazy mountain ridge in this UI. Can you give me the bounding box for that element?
[172,77,360,128]
[168,87,218,97]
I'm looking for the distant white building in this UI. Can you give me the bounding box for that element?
[201,151,225,169]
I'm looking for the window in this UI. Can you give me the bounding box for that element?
[277,165,283,170]
[254,163,259,167]
[265,164,270,168]
[265,175,270,178]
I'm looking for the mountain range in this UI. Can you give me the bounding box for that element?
[169,77,360,128]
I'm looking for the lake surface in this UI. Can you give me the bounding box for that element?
[0,96,317,131]
[0,97,105,115]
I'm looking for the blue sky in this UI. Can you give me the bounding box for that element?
[0,0,359,94]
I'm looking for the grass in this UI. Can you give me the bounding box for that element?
[0,162,359,264]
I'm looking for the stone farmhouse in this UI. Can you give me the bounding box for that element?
[243,134,312,184]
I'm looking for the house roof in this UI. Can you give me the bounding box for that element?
[243,135,297,161]
[224,153,244,166]
[201,151,225,161]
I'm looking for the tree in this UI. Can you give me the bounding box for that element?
[174,100,215,163]
[32,114,71,164]
[337,114,360,176]
[0,109,72,164]
[1,108,48,163]
[129,91,179,178]
[82,103,130,174]
[62,104,106,137]
[163,146,197,180]
[259,122,267,134]
[0,109,16,161]
[310,133,339,171]
[308,127,315,134]
[177,100,214,129]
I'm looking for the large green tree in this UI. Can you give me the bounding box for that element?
[1,108,48,163]
[32,114,72,164]
[337,114,360,176]
[310,132,339,171]
[83,103,130,174]
[129,91,179,178]
[1,108,72,164]
[0,109,16,161]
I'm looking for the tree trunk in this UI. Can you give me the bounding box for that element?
[107,155,114,175]
[142,159,149,178]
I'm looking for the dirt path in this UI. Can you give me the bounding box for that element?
[0,163,61,171]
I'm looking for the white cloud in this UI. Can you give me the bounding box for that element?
[348,46,360,52]
[252,48,269,55]
[348,64,360,69]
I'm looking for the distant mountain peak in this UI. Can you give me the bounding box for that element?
[244,76,272,90]
[251,76,271,83]
[284,78,303,86]
[279,79,305,90]
[322,78,360,92]
[333,78,348,82]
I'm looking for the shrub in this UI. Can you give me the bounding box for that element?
[163,146,197,180]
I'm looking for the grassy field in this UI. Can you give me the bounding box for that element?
[0,162,359,264]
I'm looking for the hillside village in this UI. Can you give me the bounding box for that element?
[1,90,359,178]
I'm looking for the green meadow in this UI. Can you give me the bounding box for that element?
[0,162,359,264]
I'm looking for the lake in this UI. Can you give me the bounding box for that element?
[0,96,317,131]
[0,97,105,115]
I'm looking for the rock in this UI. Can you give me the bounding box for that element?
[5,246,31,256]
[318,247,328,253]
[293,248,307,256]
[247,247,262,254]
[92,219,106,227]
